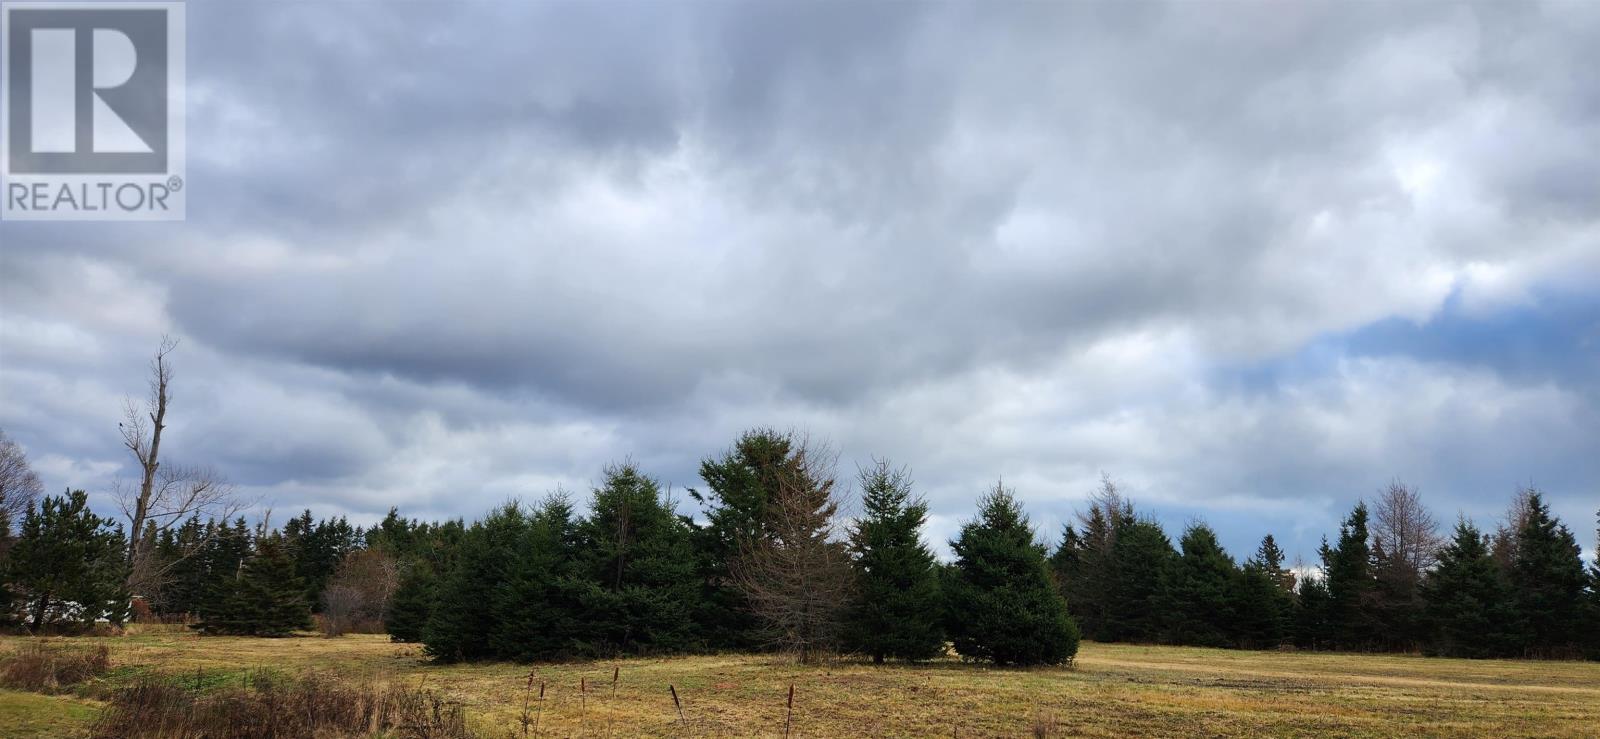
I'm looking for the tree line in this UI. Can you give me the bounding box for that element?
[1054,478,1597,659]
[3,426,1596,665]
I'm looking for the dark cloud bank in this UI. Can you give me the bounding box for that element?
[2,1,1597,562]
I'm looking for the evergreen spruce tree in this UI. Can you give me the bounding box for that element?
[1293,574,1332,650]
[423,502,529,661]
[1048,523,1082,599]
[7,490,129,631]
[154,516,207,618]
[1510,492,1588,656]
[571,464,699,656]
[1321,503,1378,650]
[283,511,359,609]
[945,483,1079,666]
[1104,518,1177,643]
[192,534,311,636]
[384,564,435,643]
[689,429,819,650]
[1161,523,1238,647]
[1053,476,1134,641]
[1232,535,1294,649]
[1420,520,1520,658]
[1371,540,1430,652]
[842,461,944,663]
[490,496,584,661]
[194,518,251,621]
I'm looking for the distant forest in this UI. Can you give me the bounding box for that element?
[3,425,1597,666]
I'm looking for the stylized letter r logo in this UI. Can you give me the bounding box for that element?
[5,6,169,174]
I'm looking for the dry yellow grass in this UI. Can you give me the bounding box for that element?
[3,628,1598,737]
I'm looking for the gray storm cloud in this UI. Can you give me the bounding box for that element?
[2,1,1597,562]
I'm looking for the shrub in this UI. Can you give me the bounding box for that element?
[0,641,111,693]
[92,671,477,738]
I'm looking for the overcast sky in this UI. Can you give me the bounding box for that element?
[2,1,1597,564]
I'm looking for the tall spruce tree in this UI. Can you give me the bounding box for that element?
[1420,520,1519,658]
[570,463,699,656]
[945,482,1079,666]
[6,490,130,630]
[193,518,251,623]
[193,534,312,636]
[490,496,584,661]
[151,515,209,618]
[1294,574,1332,650]
[1509,492,1588,656]
[1232,536,1293,649]
[690,429,814,649]
[842,461,944,663]
[1321,503,1377,650]
[384,563,435,643]
[424,502,530,661]
[1053,475,1134,641]
[1162,523,1238,647]
[1104,518,1177,643]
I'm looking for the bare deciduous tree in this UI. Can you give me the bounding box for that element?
[1491,485,1539,573]
[0,428,44,521]
[1371,480,1442,577]
[116,337,245,594]
[321,548,401,636]
[1076,472,1134,555]
[730,439,853,663]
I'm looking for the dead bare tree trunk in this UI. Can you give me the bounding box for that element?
[116,337,245,595]
[121,336,175,567]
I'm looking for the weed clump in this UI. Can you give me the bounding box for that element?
[92,671,477,738]
[0,641,111,693]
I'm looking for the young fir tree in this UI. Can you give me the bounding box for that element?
[423,502,530,662]
[6,490,129,631]
[384,563,435,643]
[1419,520,1520,658]
[153,515,208,618]
[944,482,1079,666]
[193,534,312,636]
[1320,503,1377,650]
[193,518,251,622]
[1294,574,1332,650]
[283,511,359,610]
[1231,535,1294,649]
[689,429,813,650]
[1509,492,1588,656]
[490,496,585,662]
[1053,476,1135,641]
[570,463,699,656]
[1104,518,1177,643]
[1161,523,1238,647]
[842,461,944,663]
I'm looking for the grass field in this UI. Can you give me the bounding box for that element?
[3,628,1598,737]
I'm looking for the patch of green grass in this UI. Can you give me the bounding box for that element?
[0,690,99,738]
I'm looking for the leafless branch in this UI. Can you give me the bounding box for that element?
[0,429,44,521]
